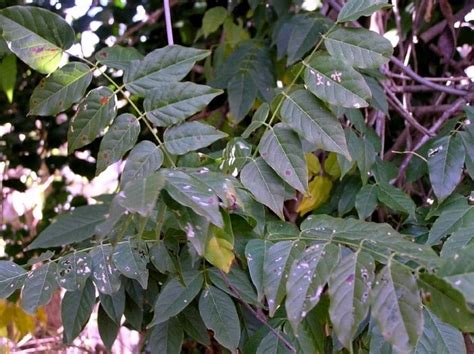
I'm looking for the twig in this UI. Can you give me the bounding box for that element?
[164,0,174,45]
[390,56,469,96]
[218,270,297,353]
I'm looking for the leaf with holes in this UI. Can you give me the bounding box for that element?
[240,158,287,219]
[0,6,75,73]
[144,82,222,127]
[337,0,391,23]
[28,204,109,250]
[324,27,393,69]
[162,169,223,227]
[61,279,96,343]
[280,90,350,159]
[56,251,92,291]
[0,261,27,299]
[199,286,241,352]
[90,244,121,295]
[370,261,423,352]
[304,54,371,109]
[328,250,375,350]
[427,135,465,201]
[112,240,149,289]
[68,86,117,153]
[96,113,140,174]
[286,243,340,332]
[95,45,143,70]
[259,123,308,193]
[150,271,203,326]
[120,140,163,189]
[21,262,58,314]
[29,62,93,116]
[264,240,305,316]
[124,45,210,96]
[164,121,227,155]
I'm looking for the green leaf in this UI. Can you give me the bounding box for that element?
[124,45,210,96]
[240,158,286,219]
[227,71,258,122]
[90,244,121,295]
[164,121,227,155]
[162,169,223,227]
[441,220,474,258]
[414,309,466,354]
[99,285,125,324]
[118,173,165,216]
[264,240,305,316]
[178,306,210,346]
[329,250,375,350]
[337,0,391,23]
[280,90,350,159]
[246,239,270,302]
[301,215,440,267]
[347,129,376,184]
[220,138,253,174]
[208,267,259,306]
[112,240,149,288]
[371,261,423,352]
[148,317,184,354]
[459,125,474,179]
[0,54,16,102]
[144,82,222,127]
[256,332,293,354]
[96,113,140,174]
[56,251,92,291]
[438,244,474,304]
[0,6,75,73]
[428,135,465,201]
[120,140,163,189]
[286,243,340,332]
[418,273,474,332]
[61,279,96,344]
[274,13,332,66]
[67,86,117,153]
[212,41,274,122]
[149,240,175,274]
[98,305,119,350]
[304,53,371,108]
[95,45,143,70]
[259,123,308,193]
[199,286,241,352]
[150,271,203,326]
[376,182,416,217]
[428,198,473,245]
[28,204,109,250]
[242,103,269,139]
[202,6,227,37]
[355,184,378,219]
[0,261,27,298]
[21,262,58,314]
[365,75,388,114]
[324,27,393,69]
[29,62,93,116]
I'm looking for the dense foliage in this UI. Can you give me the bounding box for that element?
[0,0,473,353]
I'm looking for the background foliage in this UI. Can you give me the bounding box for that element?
[0,0,473,353]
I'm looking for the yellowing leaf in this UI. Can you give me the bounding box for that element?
[297,176,332,215]
[324,152,341,179]
[204,235,235,273]
[0,299,46,341]
[305,152,321,177]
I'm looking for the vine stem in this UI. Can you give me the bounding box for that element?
[68,54,176,168]
[163,0,174,45]
[252,23,337,159]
